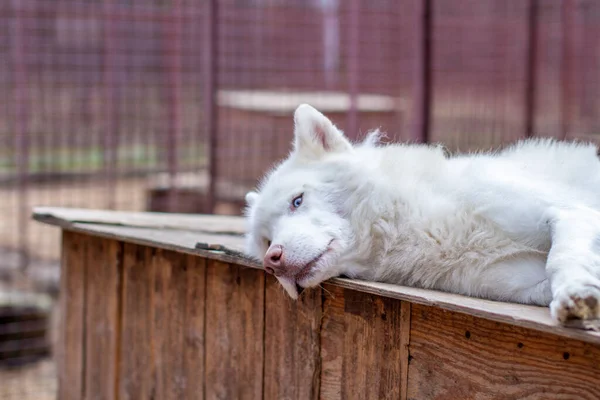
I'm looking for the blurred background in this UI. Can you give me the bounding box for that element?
[1,0,599,397]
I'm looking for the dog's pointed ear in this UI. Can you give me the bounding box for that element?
[293,104,352,159]
[245,191,259,207]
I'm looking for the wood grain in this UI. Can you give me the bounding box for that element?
[119,245,207,400]
[407,303,600,399]
[58,231,87,400]
[263,275,322,400]
[399,301,411,400]
[119,244,157,400]
[183,254,207,399]
[320,284,405,400]
[84,236,122,400]
[205,260,264,400]
[33,208,600,346]
[332,278,600,345]
[33,206,246,234]
[153,249,191,399]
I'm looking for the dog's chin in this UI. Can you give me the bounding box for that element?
[275,240,344,300]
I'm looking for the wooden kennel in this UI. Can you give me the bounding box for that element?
[34,207,600,400]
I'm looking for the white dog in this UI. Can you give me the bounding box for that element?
[244,104,600,323]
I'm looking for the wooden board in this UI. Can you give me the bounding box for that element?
[58,231,87,400]
[407,303,600,399]
[119,244,156,400]
[333,278,600,345]
[84,236,122,400]
[204,260,265,400]
[320,284,406,400]
[36,208,600,345]
[263,275,322,400]
[33,206,246,235]
[119,244,207,400]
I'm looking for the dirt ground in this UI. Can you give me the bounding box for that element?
[0,360,57,400]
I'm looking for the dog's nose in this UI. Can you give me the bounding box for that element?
[264,244,284,275]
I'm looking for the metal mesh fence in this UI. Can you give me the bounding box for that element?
[1,0,600,397]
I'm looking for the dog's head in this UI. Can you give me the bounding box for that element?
[244,104,359,298]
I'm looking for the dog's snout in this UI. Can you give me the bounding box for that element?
[264,244,284,275]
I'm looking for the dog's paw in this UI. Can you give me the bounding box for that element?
[550,281,600,323]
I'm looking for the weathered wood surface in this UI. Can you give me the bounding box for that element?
[332,278,600,344]
[320,284,406,400]
[58,231,87,400]
[84,237,122,400]
[119,245,207,400]
[264,275,322,400]
[56,231,600,400]
[36,207,600,345]
[407,303,600,399]
[34,206,246,234]
[119,244,156,399]
[205,260,265,400]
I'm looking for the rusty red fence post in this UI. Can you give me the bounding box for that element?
[561,0,582,140]
[410,0,432,143]
[165,0,183,213]
[103,0,119,210]
[346,0,359,140]
[524,0,539,138]
[205,0,218,214]
[11,0,30,271]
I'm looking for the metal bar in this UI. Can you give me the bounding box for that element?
[524,0,539,138]
[561,0,581,140]
[166,0,183,213]
[410,0,432,143]
[205,0,219,214]
[15,1,202,22]
[346,0,360,140]
[10,2,30,271]
[103,0,118,209]
[321,0,340,90]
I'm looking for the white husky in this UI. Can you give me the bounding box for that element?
[244,104,600,323]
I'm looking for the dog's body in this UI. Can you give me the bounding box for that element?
[245,104,600,323]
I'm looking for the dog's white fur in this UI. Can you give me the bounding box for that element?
[245,104,600,323]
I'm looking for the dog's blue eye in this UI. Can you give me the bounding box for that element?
[292,194,303,209]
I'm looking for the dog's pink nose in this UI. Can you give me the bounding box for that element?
[264,244,284,275]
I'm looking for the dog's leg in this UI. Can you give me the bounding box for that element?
[546,206,600,322]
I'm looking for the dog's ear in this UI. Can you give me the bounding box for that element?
[245,191,259,207]
[293,104,352,159]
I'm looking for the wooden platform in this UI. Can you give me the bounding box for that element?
[34,207,600,399]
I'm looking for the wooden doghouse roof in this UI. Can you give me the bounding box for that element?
[34,206,600,345]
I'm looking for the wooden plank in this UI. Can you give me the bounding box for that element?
[119,244,157,400]
[36,208,600,345]
[40,221,253,269]
[84,236,122,400]
[119,245,207,400]
[182,254,207,399]
[332,278,600,345]
[205,260,264,400]
[74,223,247,256]
[153,249,191,400]
[407,303,600,399]
[263,275,322,400]
[399,301,411,400]
[58,231,87,400]
[320,284,404,400]
[33,206,246,234]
